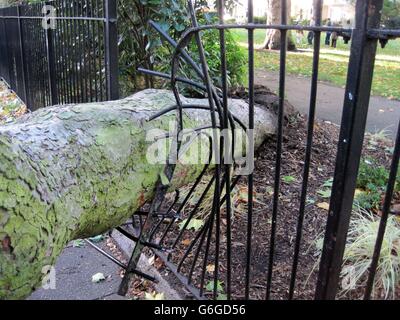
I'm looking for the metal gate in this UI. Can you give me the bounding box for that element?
[105,0,399,300]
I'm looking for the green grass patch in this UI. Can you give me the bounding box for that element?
[253,49,400,99]
[231,29,400,57]
[231,29,400,100]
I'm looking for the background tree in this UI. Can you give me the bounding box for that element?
[382,0,400,28]
[262,0,296,50]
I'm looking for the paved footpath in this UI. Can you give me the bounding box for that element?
[256,70,400,140]
[27,234,181,300]
[28,241,128,300]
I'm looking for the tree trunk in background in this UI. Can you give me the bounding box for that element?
[0,89,278,300]
[312,0,320,25]
[263,0,296,51]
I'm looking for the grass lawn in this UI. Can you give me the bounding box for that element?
[231,29,400,100]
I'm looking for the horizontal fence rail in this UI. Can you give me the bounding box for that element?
[0,0,118,111]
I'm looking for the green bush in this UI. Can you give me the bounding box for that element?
[155,13,246,96]
[354,185,382,211]
[357,158,389,190]
[118,0,246,96]
[355,158,400,210]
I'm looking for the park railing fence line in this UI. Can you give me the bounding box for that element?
[0,0,399,301]
[0,0,118,111]
[119,0,400,301]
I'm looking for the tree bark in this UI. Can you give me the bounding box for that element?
[0,89,277,299]
[262,0,296,51]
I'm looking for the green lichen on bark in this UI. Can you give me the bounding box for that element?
[0,89,276,299]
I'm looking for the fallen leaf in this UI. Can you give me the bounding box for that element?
[217,293,228,300]
[317,189,331,198]
[181,239,191,246]
[206,264,215,273]
[92,273,106,283]
[282,175,296,184]
[89,235,104,243]
[317,202,330,211]
[179,218,204,231]
[144,291,165,300]
[205,280,224,293]
[72,239,84,248]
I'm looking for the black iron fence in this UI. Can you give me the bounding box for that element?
[0,0,118,111]
[0,0,399,301]
[109,0,400,300]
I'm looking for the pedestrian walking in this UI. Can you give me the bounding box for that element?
[307,31,314,45]
[325,18,332,46]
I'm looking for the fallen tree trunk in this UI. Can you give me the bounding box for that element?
[0,89,277,299]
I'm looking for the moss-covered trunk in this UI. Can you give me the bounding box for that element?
[0,89,277,299]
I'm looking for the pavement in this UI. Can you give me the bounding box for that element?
[28,234,181,300]
[255,70,400,140]
[28,241,128,300]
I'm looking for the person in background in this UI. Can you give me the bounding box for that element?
[325,18,332,46]
[308,18,315,45]
[331,30,338,48]
[296,29,304,45]
[307,31,314,45]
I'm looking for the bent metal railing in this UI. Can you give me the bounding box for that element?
[85,0,400,300]
[2,0,398,300]
[79,0,400,300]
[0,0,118,111]
[107,0,400,300]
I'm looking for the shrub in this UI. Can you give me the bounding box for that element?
[118,0,246,96]
[340,207,400,299]
[155,13,247,96]
[354,158,398,211]
[357,158,389,190]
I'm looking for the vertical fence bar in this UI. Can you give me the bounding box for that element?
[0,9,10,85]
[364,120,400,300]
[245,0,254,300]
[97,0,104,101]
[217,0,232,301]
[104,0,119,100]
[266,0,288,300]
[45,1,58,106]
[3,8,12,87]
[17,5,28,105]
[0,9,5,81]
[289,0,323,300]
[315,0,384,300]
[71,1,80,103]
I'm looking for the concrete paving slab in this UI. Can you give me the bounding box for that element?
[28,242,128,300]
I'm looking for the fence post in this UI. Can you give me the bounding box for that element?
[104,0,119,100]
[17,5,28,107]
[315,0,384,300]
[45,1,58,106]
